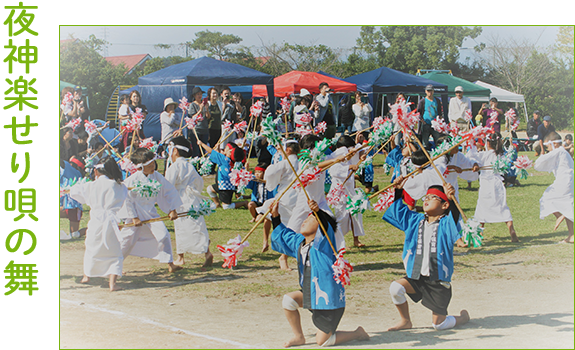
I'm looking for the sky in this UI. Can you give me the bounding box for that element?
[59,25,562,61]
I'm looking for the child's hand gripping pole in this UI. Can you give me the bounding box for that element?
[408,133,468,221]
[94,128,124,160]
[368,136,469,200]
[237,145,361,249]
[276,145,338,257]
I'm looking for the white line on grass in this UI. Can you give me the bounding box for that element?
[61,298,257,348]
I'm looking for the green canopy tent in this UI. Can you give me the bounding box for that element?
[418,72,491,98]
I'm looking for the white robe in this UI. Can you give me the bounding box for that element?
[471,150,513,223]
[329,146,364,244]
[403,156,448,200]
[69,175,127,278]
[165,157,210,254]
[117,171,182,263]
[287,153,343,250]
[534,147,574,221]
[446,152,479,202]
[257,154,299,224]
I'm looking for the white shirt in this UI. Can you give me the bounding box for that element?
[448,95,471,123]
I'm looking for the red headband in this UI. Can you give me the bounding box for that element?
[254,166,266,172]
[426,188,449,202]
[69,157,84,170]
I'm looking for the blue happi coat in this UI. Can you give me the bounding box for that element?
[382,198,460,282]
[271,214,345,310]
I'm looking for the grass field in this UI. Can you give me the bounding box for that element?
[60,150,573,299]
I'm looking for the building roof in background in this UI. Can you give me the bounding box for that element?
[104,54,151,75]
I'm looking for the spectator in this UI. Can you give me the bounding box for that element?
[416,84,444,149]
[352,91,373,133]
[338,94,354,134]
[218,86,237,149]
[527,110,542,139]
[60,127,79,164]
[564,134,574,158]
[312,82,337,139]
[128,90,148,140]
[160,97,182,143]
[479,97,504,133]
[391,92,411,146]
[535,116,556,156]
[69,86,90,121]
[448,86,472,132]
[233,92,248,122]
[187,86,209,157]
[206,87,222,148]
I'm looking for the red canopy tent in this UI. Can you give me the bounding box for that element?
[252,71,357,98]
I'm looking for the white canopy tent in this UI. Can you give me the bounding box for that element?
[469,80,529,122]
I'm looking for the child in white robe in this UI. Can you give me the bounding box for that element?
[534,132,574,243]
[328,135,365,247]
[118,148,183,273]
[256,140,300,268]
[469,133,519,242]
[164,136,214,267]
[70,157,127,291]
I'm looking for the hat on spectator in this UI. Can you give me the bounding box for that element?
[163,97,178,111]
[191,86,204,96]
[455,86,464,92]
[425,84,434,91]
[299,88,311,97]
[543,115,551,121]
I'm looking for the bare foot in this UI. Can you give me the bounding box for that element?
[261,242,269,253]
[355,326,370,341]
[109,284,123,292]
[509,230,519,243]
[173,258,185,266]
[80,275,90,284]
[283,335,305,348]
[279,255,292,271]
[353,239,365,248]
[554,215,565,231]
[249,218,256,223]
[457,310,470,326]
[168,264,183,273]
[388,319,412,331]
[202,252,213,267]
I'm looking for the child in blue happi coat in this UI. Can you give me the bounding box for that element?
[60,157,86,240]
[198,141,249,210]
[271,199,369,347]
[383,176,469,332]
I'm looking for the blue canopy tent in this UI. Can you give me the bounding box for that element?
[344,67,449,120]
[137,56,274,141]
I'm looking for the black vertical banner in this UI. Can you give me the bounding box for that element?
[2,1,40,296]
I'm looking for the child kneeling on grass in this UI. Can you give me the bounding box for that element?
[198,140,249,210]
[270,199,369,347]
[382,176,470,331]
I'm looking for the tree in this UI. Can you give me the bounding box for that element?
[355,26,483,74]
[60,36,129,119]
[189,30,242,60]
[555,26,574,59]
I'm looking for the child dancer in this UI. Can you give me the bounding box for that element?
[470,132,519,242]
[70,157,127,291]
[256,140,300,267]
[328,135,365,247]
[118,148,183,273]
[385,140,418,209]
[271,199,369,347]
[165,136,214,267]
[60,157,86,240]
[246,164,273,223]
[199,141,249,210]
[383,177,469,331]
[534,132,574,243]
